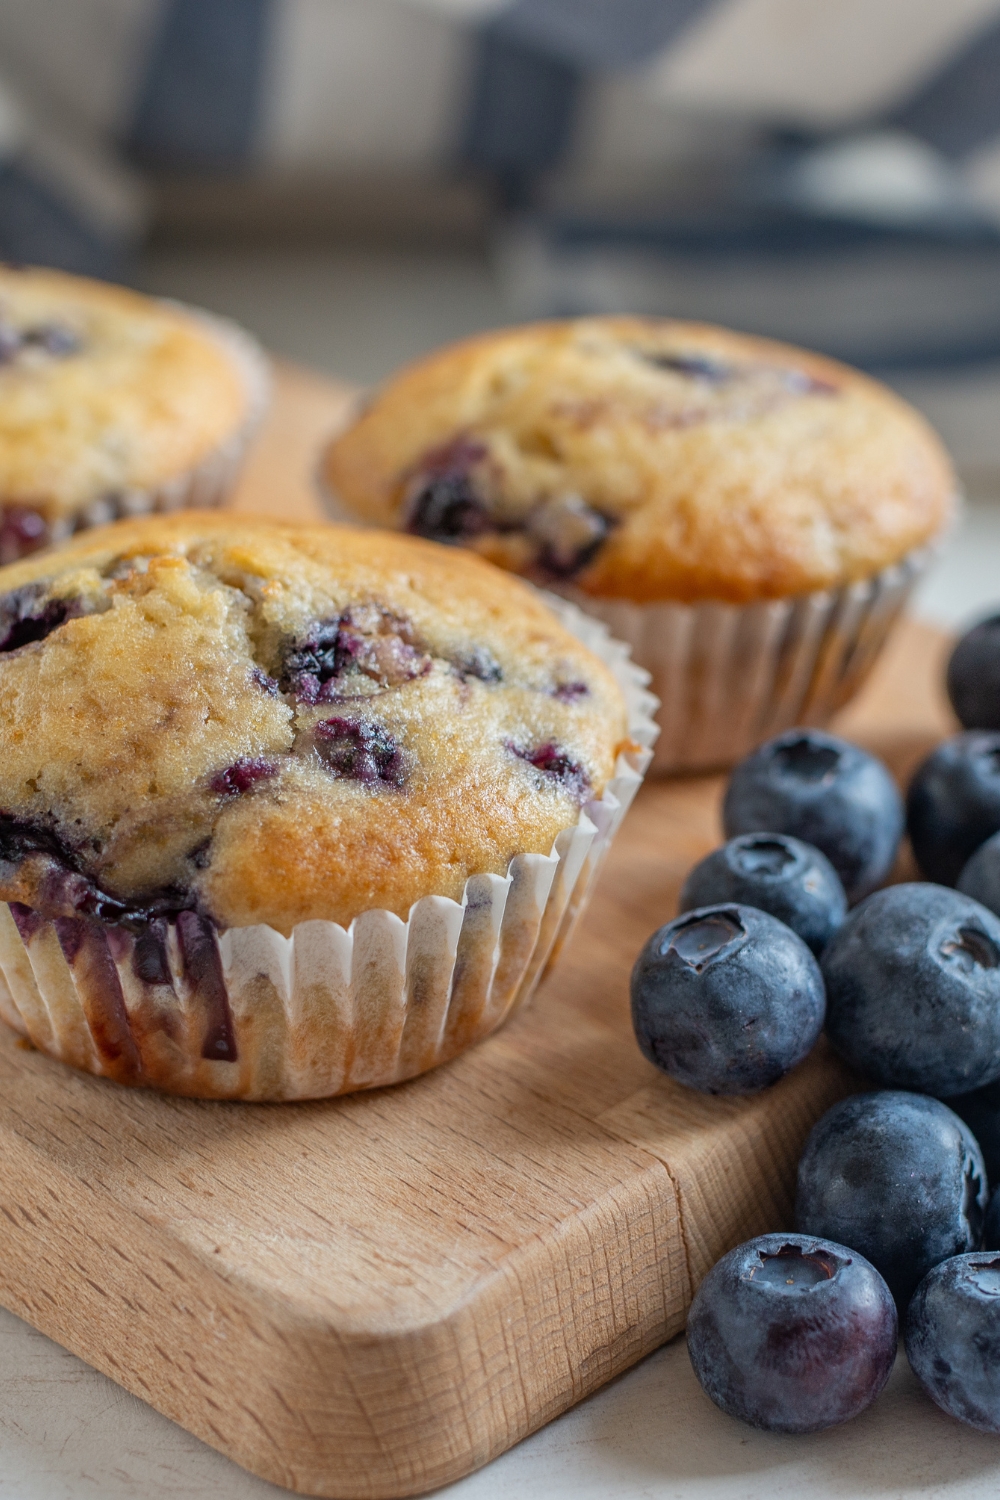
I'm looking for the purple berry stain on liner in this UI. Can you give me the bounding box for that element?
[315,717,406,787]
[177,910,238,1063]
[506,740,590,802]
[211,758,278,797]
[54,915,142,1074]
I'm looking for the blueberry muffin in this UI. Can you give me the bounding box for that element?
[0,513,647,1098]
[323,318,953,770]
[0,265,267,564]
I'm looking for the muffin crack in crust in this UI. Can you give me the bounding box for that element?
[0,514,627,938]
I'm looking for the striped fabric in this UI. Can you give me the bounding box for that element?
[1,0,1000,360]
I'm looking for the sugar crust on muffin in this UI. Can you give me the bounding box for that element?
[323,317,955,605]
[0,266,250,545]
[0,513,627,936]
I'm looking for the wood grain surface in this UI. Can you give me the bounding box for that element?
[0,363,958,1500]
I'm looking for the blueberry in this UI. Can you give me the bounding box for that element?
[723,730,903,904]
[947,615,1000,730]
[525,495,610,579]
[314,717,406,787]
[281,607,429,702]
[0,585,83,652]
[908,733,1000,885]
[630,903,825,1095]
[25,322,80,357]
[404,437,491,544]
[452,645,502,683]
[951,1079,1000,1187]
[796,1091,987,1308]
[552,680,589,703]
[640,351,733,382]
[687,1232,897,1433]
[506,741,590,802]
[210,758,277,797]
[958,829,1000,918]
[987,1188,1000,1250]
[679,833,846,956]
[822,883,1000,1095]
[906,1253,1000,1431]
[0,506,48,565]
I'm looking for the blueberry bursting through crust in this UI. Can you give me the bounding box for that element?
[402,436,612,583]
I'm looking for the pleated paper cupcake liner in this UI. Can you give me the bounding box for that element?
[553,545,934,775]
[0,597,658,1101]
[1,304,271,561]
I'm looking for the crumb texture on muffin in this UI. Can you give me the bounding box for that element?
[0,266,248,524]
[0,513,626,934]
[324,317,955,604]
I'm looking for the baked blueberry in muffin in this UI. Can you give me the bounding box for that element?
[0,513,641,1098]
[0,265,265,563]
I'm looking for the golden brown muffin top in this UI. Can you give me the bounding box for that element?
[0,513,627,934]
[0,265,248,520]
[323,317,955,604]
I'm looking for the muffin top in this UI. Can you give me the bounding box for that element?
[0,266,249,524]
[0,513,627,935]
[323,317,955,604]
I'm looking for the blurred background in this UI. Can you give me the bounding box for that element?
[2,0,1000,623]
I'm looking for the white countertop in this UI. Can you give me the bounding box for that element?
[4,1301,999,1500]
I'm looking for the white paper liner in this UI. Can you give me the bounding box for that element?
[19,303,271,548]
[0,598,658,1101]
[553,545,934,775]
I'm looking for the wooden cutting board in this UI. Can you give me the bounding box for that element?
[0,364,958,1500]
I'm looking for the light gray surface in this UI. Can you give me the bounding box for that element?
[4,248,1000,1497]
[3,1303,1000,1500]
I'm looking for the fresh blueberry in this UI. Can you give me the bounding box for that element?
[314,717,406,787]
[687,1232,897,1433]
[907,732,1000,885]
[506,741,590,802]
[630,903,825,1095]
[951,1079,1000,1188]
[947,615,1000,730]
[958,830,1000,916]
[822,883,1000,1095]
[723,729,904,904]
[679,833,846,956]
[795,1091,987,1308]
[986,1188,1000,1250]
[906,1253,1000,1431]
